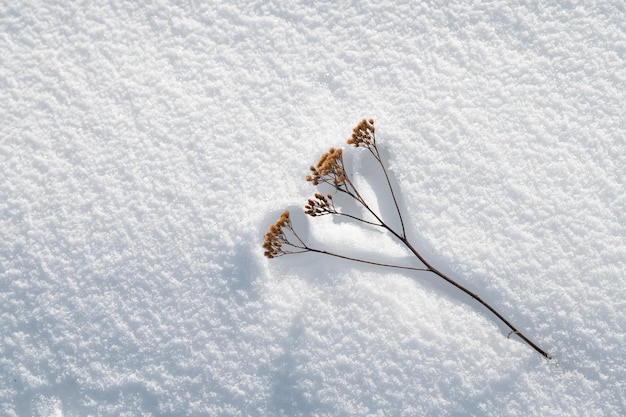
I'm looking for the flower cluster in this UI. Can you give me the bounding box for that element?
[305,147,345,187]
[347,118,375,148]
[262,210,294,258]
[304,193,335,217]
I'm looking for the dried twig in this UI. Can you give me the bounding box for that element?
[264,119,552,359]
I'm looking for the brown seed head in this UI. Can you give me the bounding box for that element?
[347,119,375,148]
[303,192,336,217]
[306,147,347,187]
[263,210,294,258]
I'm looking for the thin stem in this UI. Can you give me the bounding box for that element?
[306,247,431,272]
[369,142,406,238]
[334,212,383,227]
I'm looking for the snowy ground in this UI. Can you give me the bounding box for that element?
[1,0,625,416]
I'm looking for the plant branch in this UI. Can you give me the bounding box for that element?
[266,119,552,359]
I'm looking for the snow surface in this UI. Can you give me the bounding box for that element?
[1,0,625,416]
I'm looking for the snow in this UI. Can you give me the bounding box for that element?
[1,0,625,415]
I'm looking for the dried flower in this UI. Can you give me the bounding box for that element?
[304,193,336,217]
[305,147,346,188]
[262,210,303,258]
[264,118,552,359]
[347,119,376,148]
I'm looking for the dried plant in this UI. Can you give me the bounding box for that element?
[262,210,305,258]
[264,119,551,359]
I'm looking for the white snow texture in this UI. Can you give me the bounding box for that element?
[1,0,625,416]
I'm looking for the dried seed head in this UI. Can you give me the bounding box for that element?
[263,210,295,258]
[303,192,337,217]
[347,118,376,149]
[305,147,347,187]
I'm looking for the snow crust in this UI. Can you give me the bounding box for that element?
[1,0,625,415]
